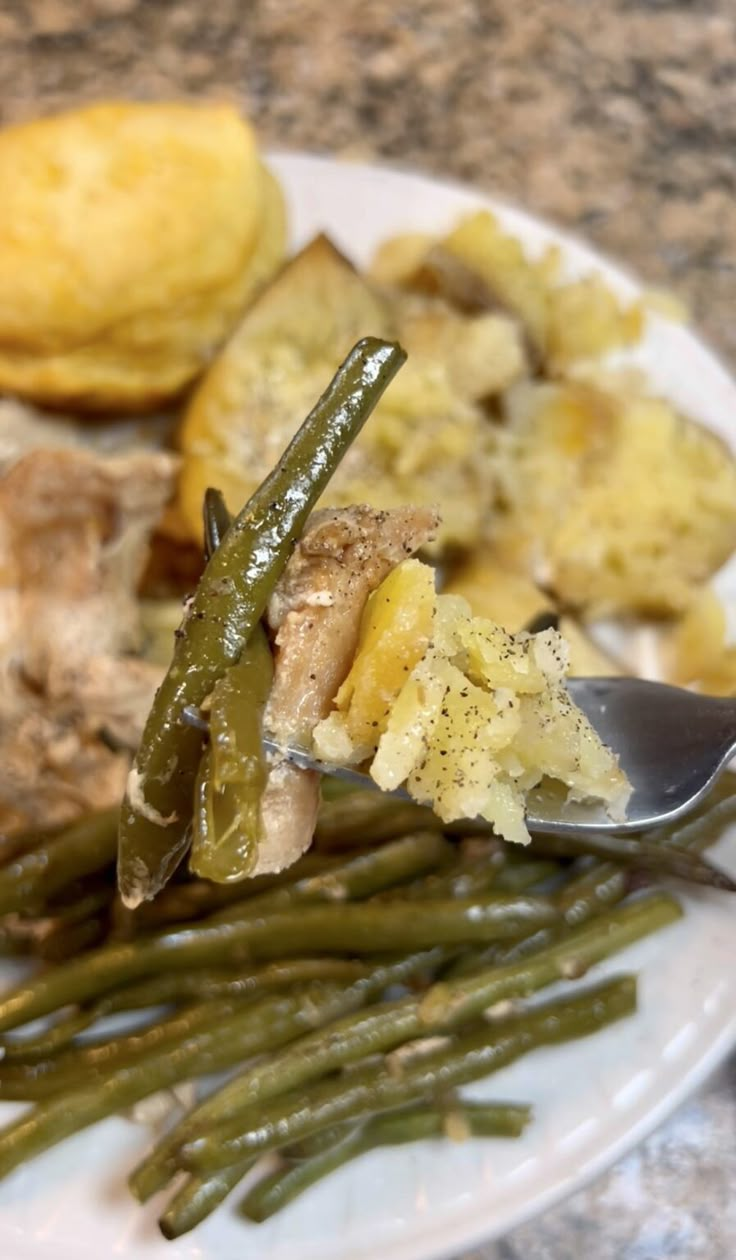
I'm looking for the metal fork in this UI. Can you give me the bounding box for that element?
[188,678,736,836]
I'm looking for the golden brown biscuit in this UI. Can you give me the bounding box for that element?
[0,102,285,409]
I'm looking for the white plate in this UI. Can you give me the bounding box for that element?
[1,153,735,1260]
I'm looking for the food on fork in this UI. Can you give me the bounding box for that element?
[313,559,629,845]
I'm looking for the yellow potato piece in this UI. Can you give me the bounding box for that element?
[444,554,553,632]
[494,379,736,615]
[370,233,435,286]
[0,102,285,408]
[372,213,642,369]
[394,299,527,399]
[435,212,550,355]
[547,277,643,368]
[179,235,497,550]
[331,559,435,751]
[663,587,736,696]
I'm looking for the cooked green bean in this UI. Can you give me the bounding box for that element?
[173,895,560,964]
[160,1159,258,1238]
[0,1008,102,1063]
[189,625,273,883]
[529,830,735,890]
[117,851,341,934]
[0,960,373,1065]
[371,847,502,902]
[0,835,450,1032]
[132,890,676,1201]
[206,830,453,925]
[446,860,631,977]
[202,487,233,560]
[182,975,636,1172]
[118,338,407,908]
[0,995,255,1101]
[0,987,345,1179]
[659,778,736,855]
[239,1102,532,1225]
[160,1099,530,1237]
[0,810,118,918]
[315,790,440,850]
[0,822,67,870]
[0,950,443,1102]
[0,952,445,1180]
[492,860,560,893]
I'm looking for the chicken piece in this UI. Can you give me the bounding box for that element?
[0,444,175,833]
[255,504,438,874]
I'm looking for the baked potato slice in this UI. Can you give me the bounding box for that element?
[178,235,501,551]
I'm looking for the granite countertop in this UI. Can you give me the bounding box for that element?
[0,0,734,366]
[0,2,734,1257]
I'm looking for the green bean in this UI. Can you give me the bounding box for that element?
[315,790,440,850]
[206,831,453,924]
[659,780,736,855]
[189,625,273,883]
[0,960,374,1065]
[118,338,407,908]
[108,958,374,1009]
[0,821,67,870]
[160,1159,258,1238]
[239,1102,531,1225]
[0,947,444,1103]
[117,851,340,933]
[492,860,561,893]
[373,847,503,902]
[0,952,442,1180]
[160,1099,530,1237]
[202,487,233,561]
[0,984,368,1180]
[182,975,636,1172]
[0,835,450,1032]
[0,810,118,917]
[446,860,630,978]
[529,830,735,891]
[133,891,676,1200]
[129,946,443,1202]
[0,996,253,1101]
[0,1008,101,1063]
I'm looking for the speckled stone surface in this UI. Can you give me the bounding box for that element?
[0,0,734,365]
[0,3,734,1257]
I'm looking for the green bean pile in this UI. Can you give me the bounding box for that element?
[0,780,732,1236]
[0,337,733,1236]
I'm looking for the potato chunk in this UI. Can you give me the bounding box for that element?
[493,379,736,615]
[313,562,629,844]
[372,211,641,367]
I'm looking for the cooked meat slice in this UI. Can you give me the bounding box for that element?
[254,504,438,874]
[0,445,175,833]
